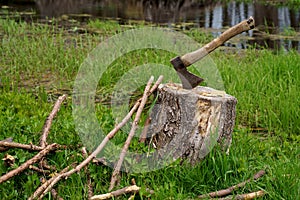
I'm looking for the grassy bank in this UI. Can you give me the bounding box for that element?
[0,18,299,199]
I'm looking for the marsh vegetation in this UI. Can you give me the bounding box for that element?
[0,1,299,199]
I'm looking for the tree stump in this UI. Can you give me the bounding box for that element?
[146,83,237,165]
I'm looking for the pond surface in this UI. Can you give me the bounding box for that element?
[1,0,300,51]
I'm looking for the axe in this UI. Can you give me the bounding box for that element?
[171,16,255,89]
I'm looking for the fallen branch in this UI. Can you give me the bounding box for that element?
[33,102,140,199]
[29,164,73,200]
[82,147,93,199]
[139,117,151,143]
[0,137,13,152]
[109,76,154,190]
[30,76,163,200]
[39,159,56,171]
[29,165,51,175]
[198,170,266,199]
[0,141,44,151]
[40,94,67,148]
[0,143,58,184]
[91,185,141,200]
[216,190,265,200]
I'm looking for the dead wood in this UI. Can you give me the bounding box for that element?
[29,164,72,200]
[198,170,266,199]
[36,94,66,185]
[146,84,237,165]
[216,190,265,200]
[131,178,136,185]
[40,94,67,148]
[139,117,151,143]
[2,154,15,167]
[29,76,163,200]
[0,143,58,184]
[34,101,141,199]
[0,137,13,152]
[29,165,51,175]
[39,158,56,170]
[82,147,93,199]
[109,76,154,191]
[0,141,44,151]
[90,185,141,200]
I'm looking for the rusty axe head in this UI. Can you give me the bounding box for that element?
[171,56,203,89]
[171,16,255,89]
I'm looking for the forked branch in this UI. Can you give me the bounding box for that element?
[0,143,58,184]
[30,76,163,200]
[40,94,67,148]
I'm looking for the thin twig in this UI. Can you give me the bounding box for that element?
[39,159,56,170]
[29,165,50,175]
[40,94,67,148]
[82,147,93,199]
[34,102,140,199]
[29,165,72,200]
[198,170,266,199]
[0,141,44,151]
[30,76,163,200]
[0,137,13,152]
[139,117,151,143]
[216,190,265,200]
[90,185,141,200]
[109,76,154,190]
[0,143,58,184]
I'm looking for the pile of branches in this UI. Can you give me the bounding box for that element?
[0,76,266,199]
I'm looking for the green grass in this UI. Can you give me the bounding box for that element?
[217,49,300,136]
[0,15,299,199]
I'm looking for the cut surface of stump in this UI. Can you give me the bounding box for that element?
[146,83,237,165]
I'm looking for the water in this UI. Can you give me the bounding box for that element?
[1,0,300,51]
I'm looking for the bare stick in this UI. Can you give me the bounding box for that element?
[39,159,56,170]
[40,94,67,148]
[198,170,266,199]
[139,117,151,143]
[0,141,44,151]
[82,147,93,199]
[0,143,58,184]
[109,76,154,190]
[29,165,72,200]
[149,75,164,93]
[216,190,265,200]
[29,165,50,174]
[91,185,140,200]
[34,102,140,199]
[31,76,163,200]
[0,137,13,152]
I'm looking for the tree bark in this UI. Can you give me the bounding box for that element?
[146,83,237,165]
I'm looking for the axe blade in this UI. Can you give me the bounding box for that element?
[171,56,203,89]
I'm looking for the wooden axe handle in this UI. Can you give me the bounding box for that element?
[178,16,255,67]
